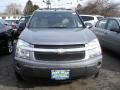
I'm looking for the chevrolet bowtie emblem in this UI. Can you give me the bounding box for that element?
[57,49,64,54]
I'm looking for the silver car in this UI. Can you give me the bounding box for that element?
[92,17,120,53]
[13,9,102,81]
[80,15,104,26]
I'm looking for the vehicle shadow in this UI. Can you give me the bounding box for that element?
[0,53,8,58]
[102,48,120,73]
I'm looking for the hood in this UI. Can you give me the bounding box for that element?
[20,28,96,45]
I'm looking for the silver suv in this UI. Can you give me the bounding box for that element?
[13,9,102,81]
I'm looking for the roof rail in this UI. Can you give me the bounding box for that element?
[38,8,72,10]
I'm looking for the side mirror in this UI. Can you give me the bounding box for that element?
[4,23,8,26]
[110,28,120,33]
[85,23,93,28]
[15,20,19,24]
[19,23,26,31]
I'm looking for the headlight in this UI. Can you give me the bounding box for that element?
[15,39,32,59]
[86,39,102,58]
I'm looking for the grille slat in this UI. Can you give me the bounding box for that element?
[34,44,85,61]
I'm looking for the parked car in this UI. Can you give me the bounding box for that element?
[15,15,31,38]
[0,19,14,54]
[80,15,104,26]
[92,17,120,54]
[13,9,102,81]
[5,19,19,30]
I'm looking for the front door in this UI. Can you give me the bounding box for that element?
[105,19,120,53]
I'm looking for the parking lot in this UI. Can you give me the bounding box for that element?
[0,49,119,90]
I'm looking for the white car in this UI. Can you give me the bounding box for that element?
[80,15,104,26]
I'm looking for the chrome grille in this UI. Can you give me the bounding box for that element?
[34,44,85,61]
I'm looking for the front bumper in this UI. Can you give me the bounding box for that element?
[14,55,102,80]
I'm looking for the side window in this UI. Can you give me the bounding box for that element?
[81,16,94,21]
[95,19,107,29]
[106,20,119,31]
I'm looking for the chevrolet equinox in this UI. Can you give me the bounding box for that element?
[13,9,102,81]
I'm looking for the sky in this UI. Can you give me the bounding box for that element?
[0,0,120,13]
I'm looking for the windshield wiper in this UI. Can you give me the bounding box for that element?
[48,27,68,28]
[48,27,81,28]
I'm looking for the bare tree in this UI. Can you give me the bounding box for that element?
[23,0,39,16]
[5,3,22,15]
[76,4,82,14]
[76,0,120,16]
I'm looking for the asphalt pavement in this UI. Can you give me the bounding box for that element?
[0,49,120,90]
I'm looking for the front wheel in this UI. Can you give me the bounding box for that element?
[94,71,100,78]
[14,71,24,81]
[92,70,100,79]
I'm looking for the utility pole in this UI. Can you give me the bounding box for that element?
[43,0,51,9]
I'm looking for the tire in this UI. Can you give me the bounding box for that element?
[14,71,24,81]
[94,71,100,78]
[6,40,13,54]
[92,70,100,79]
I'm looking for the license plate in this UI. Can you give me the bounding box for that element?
[51,70,70,80]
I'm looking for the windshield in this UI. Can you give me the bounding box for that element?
[28,12,83,28]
